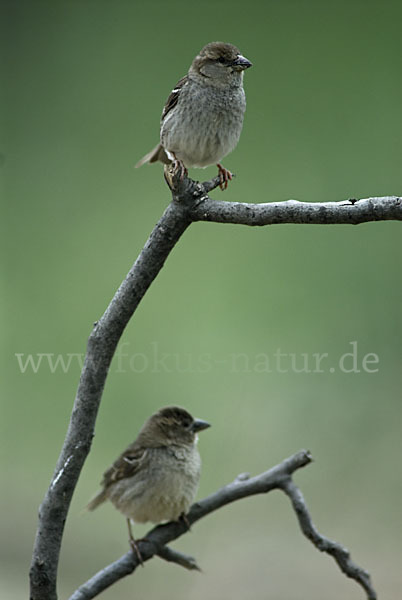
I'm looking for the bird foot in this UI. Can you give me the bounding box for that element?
[129,536,144,566]
[172,156,188,181]
[180,512,191,531]
[127,518,144,566]
[216,163,233,190]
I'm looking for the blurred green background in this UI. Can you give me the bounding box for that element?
[2,1,402,599]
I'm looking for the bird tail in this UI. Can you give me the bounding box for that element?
[135,143,171,168]
[86,489,108,511]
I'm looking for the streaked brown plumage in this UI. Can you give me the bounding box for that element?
[87,407,210,525]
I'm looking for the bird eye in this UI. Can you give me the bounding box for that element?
[217,56,226,64]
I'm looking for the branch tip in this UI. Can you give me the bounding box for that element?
[281,478,377,600]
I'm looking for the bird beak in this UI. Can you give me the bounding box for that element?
[232,54,253,70]
[191,418,211,433]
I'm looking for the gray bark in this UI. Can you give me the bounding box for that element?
[30,168,395,600]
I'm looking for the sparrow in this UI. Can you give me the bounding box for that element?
[87,406,210,561]
[135,42,252,190]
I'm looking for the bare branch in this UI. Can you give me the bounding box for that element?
[69,449,376,600]
[280,479,377,600]
[165,166,402,226]
[190,194,402,226]
[30,168,395,599]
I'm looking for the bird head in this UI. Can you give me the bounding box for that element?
[190,42,252,86]
[141,406,210,446]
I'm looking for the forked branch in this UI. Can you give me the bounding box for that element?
[30,168,393,600]
[69,450,376,600]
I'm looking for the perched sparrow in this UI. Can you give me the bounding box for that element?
[87,406,210,560]
[135,42,252,190]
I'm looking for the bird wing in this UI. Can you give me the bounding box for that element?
[101,445,148,488]
[86,444,149,510]
[161,76,188,122]
[135,76,188,168]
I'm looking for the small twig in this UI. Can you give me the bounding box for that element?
[201,174,225,194]
[280,478,377,600]
[156,546,201,571]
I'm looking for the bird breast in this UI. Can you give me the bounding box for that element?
[161,81,246,168]
[108,444,201,524]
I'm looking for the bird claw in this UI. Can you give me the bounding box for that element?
[172,157,188,181]
[180,512,191,531]
[129,536,144,566]
[217,163,233,190]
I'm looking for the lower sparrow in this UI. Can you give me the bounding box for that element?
[87,406,210,561]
